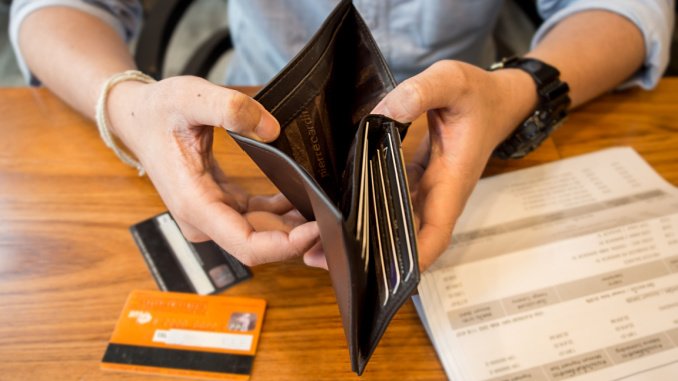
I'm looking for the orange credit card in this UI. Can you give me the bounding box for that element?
[101,290,266,380]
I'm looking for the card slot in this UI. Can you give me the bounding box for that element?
[357,122,371,274]
[338,119,366,235]
[383,131,415,280]
[361,184,370,274]
[375,147,402,294]
[358,268,419,372]
[356,121,370,240]
[369,158,390,307]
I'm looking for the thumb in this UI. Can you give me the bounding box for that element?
[177,76,280,142]
[371,61,467,122]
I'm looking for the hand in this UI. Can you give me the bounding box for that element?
[372,60,537,270]
[106,75,320,266]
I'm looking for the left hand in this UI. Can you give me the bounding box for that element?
[372,60,537,270]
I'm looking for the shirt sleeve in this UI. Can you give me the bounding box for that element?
[534,0,675,90]
[9,0,142,86]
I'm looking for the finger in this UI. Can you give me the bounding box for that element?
[405,132,431,189]
[175,76,280,142]
[248,193,294,214]
[281,209,308,227]
[414,162,467,271]
[371,61,468,122]
[245,210,307,232]
[303,241,328,270]
[164,161,320,266]
[245,211,292,232]
[191,195,320,266]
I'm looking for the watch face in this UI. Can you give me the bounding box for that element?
[523,60,542,72]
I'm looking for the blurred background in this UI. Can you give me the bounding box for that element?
[0,0,21,85]
[0,0,231,86]
[1,0,676,87]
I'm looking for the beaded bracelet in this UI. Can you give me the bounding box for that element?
[95,70,156,176]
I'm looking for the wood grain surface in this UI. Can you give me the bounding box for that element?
[0,80,676,381]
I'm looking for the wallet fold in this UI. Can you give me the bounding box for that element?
[228,0,420,374]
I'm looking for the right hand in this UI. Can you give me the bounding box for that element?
[372,60,537,270]
[106,75,320,266]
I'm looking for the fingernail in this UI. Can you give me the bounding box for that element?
[253,115,280,142]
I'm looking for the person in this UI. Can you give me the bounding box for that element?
[9,0,674,270]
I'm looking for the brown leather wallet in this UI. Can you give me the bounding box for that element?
[228,0,420,375]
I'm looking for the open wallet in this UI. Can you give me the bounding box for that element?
[227,0,420,375]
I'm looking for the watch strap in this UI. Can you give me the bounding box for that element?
[490,57,571,159]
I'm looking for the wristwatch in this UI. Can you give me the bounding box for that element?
[489,56,571,159]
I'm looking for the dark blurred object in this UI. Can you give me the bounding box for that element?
[135,0,232,80]
[513,0,543,27]
[494,0,541,59]
[667,2,678,76]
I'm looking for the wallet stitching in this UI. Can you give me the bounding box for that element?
[279,70,334,128]
[270,36,342,119]
[275,8,380,127]
[275,7,394,129]
[257,10,351,109]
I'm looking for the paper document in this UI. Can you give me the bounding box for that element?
[416,147,678,381]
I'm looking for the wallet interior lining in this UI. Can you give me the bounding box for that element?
[255,3,396,204]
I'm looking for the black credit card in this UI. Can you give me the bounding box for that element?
[130,212,251,294]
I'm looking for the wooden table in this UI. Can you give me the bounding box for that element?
[1,80,677,381]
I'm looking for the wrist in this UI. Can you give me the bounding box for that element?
[106,80,147,137]
[95,70,156,175]
[488,57,571,159]
[489,68,539,143]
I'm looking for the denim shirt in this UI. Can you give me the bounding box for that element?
[10,0,675,89]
